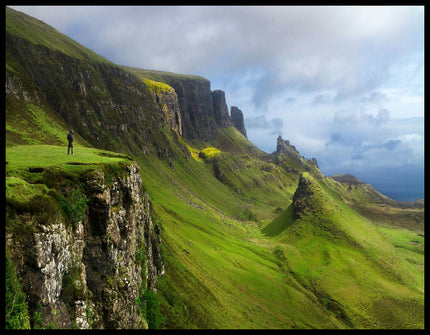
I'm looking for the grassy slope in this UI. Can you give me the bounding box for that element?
[122,66,208,83]
[6,102,90,148]
[136,130,424,329]
[6,7,112,64]
[6,98,424,330]
[6,145,133,203]
[5,7,424,329]
[326,176,424,233]
[136,148,341,328]
[262,172,423,328]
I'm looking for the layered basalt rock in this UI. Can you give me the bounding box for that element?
[230,106,247,138]
[6,163,163,329]
[212,90,233,129]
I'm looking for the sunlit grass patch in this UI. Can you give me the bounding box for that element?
[143,78,175,94]
[199,147,221,159]
[6,145,131,171]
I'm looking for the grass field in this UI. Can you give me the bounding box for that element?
[135,137,424,329]
[5,134,424,329]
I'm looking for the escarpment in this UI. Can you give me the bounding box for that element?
[212,90,233,129]
[6,163,163,329]
[230,106,247,138]
[142,78,182,137]
[6,32,175,159]
[134,71,248,142]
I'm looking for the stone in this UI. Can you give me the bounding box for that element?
[6,163,163,329]
[230,106,247,138]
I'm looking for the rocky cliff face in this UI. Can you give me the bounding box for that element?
[7,16,248,150]
[6,163,163,329]
[212,90,233,129]
[159,76,246,141]
[230,106,247,138]
[145,80,182,137]
[276,135,299,154]
[160,77,218,141]
[6,32,176,159]
[292,173,315,220]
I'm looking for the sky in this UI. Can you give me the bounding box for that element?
[10,6,425,201]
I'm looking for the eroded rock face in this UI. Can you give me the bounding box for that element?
[146,84,182,137]
[212,90,232,129]
[292,174,314,220]
[230,106,247,138]
[163,78,218,141]
[276,135,298,154]
[6,163,163,329]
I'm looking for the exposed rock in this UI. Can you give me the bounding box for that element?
[230,106,247,138]
[307,157,319,168]
[212,90,232,129]
[145,80,182,136]
[161,77,218,141]
[6,163,163,329]
[292,173,314,219]
[5,32,174,159]
[276,135,298,154]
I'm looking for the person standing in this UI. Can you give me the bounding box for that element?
[67,130,74,155]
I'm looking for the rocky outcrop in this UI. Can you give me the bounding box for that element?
[5,163,163,329]
[159,77,217,141]
[292,173,314,220]
[307,157,319,168]
[6,7,249,149]
[145,80,182,136]
[5,32,176,159]
[212,90,232,129]
[159,76,247,141]
[276,135,298,154]
[230,106,247,138]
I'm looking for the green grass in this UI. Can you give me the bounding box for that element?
[137,153,343,328]
[199,147,221,159]
[6,103,89,148]
[5,8,424,328]
[6,145,131,172]
[5,144,133,226]
[5,126,424,329]
[143,78,175,94]
[135,131,424,329]
[123,66,208,83]
[6,7,112,64]
[259,172,424,328]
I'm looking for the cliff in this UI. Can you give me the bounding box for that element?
[6,160,163,329]
[123,67,247,142]
[6,8,423,330]
[6,16,176,159]
[230,106,247,138]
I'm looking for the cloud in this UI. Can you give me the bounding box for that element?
[245,115,284,136]
[382,139,401,151]
[333,108,390,127]
[321,111,424,182]
[10,5,424,199]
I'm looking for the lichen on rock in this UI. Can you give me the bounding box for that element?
[6,162,163,329]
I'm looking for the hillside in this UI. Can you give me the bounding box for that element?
[5,7,424,329]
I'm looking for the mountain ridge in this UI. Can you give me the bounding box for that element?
[5,7,424,330]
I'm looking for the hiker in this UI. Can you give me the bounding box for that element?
[67,130,74,155]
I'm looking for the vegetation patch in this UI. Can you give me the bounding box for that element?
[143,78,175,95]
[5,253,31,329]
[60,189,88,227]
[199,147,221,160]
